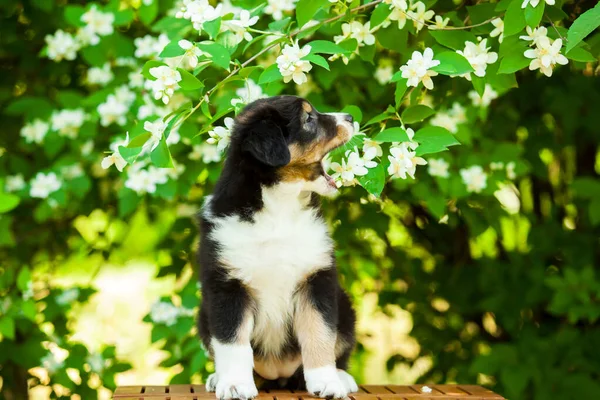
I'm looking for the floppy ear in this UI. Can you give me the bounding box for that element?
[242,119,291,167]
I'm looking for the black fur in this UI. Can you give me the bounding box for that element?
[196,96,356,390]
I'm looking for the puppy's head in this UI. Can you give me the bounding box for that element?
[230,95,354,195]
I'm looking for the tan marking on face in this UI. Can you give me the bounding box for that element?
[294,286,336,369]
[302,102,313,113]
[278,142,328,183]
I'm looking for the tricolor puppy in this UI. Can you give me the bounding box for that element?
[198,95,357,400]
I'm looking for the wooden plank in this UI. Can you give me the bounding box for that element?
[192,385,208,394]
[351,394,380,400]
[409,385,444,396]
[432,386,469,396]
[357,386,369,393]
[385,386,420,395]
[144,386,168,394]
[114,386,143,396]
[458,386,503,398]
[361,386,394,394]
[169,385,193,393]
[377,395,408,400]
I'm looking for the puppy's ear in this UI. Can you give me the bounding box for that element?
[242,113,290,167]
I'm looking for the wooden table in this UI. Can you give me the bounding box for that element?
[113,384,504,400]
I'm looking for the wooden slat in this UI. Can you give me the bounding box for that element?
[409,385,444,396]
[114,386,144,396]
[432,386,469,396]
[144,386,167,394]
[192,385,208,394]
[458,386,503,398]
[361,385,394,394]
[350,394,380,400]
[385,386,420,395]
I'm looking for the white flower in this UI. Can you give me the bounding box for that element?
[460,165,488,193]
[222,10,259,44]
[399,47,440,90]
[387,142,427,179]
[506,161,516,180]
[386,0,409,30]
[61,164,84,180]
[45,30,80,61]
[363,138,383,161]
[134,34,169,59]
[148,65,182,104]
[490,161,505,170]
[102,152,127,172]
[21,119,49,144]
[75,27,100,47]
[524,37,568,77]
[329,150,370,187]
[456,39,498,80]
[81,5,114,37]
[276,42,313,85]
[128,69,145,88]
[207,117,234,152]
[375,64,394,85]
[143,119,166,153]
[82,140,94,156]
[86,353,105,373]
[41,353,65,375]
[150,301,180,326]
[264,0,297,21]
[97,95,128,127]
[87,63,114,85]
[189,143,222,163]
[125,166,168,194]
[520,26,548,46]
[115,57,137,67]
[51,109,86,138]
[349,21,375,46]
[166,128,181,146]
[334,22,352,44]
[138,94,167,120]
[407,2,435,32]
[468,84,498,107]
[231,79,266,107]
[430,104,466,133]
[522,0,555,8]
[6,174,26,192]
[490,18,504,43]
[176,0,222,31]
[427,158,450,178]
[30,172,61,199]
[56,288,79,305]
[178,39,206,69]
[429,15,450,30]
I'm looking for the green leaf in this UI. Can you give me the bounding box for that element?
[357,163,385,197]
[431,52,474,75]
[159,41,186,58]
[395,79,408,108]
[0,193,20,213]
[142,60,167,80]
[374,127,410,142]
[590,199,600,225]
[127,132,151,148]
[296,0,329,28]
[0,317,15,340]
[269,17,291,33]
[566,2,600,53]
[401,105,435,124]
[139,0,159,25]
[390,71,404,82]
[429,30,477,51]
[198,42,231,70]
[504,0,526,37]
[524,2,545,28]
[565,46,597,62]
[498,51,531,73]
[203,17,222,40]
[307,40,350,54]
[17,267,31,292]
[113,9,135,26]
[413,126,461,156]
[304,54,330,70]
[119,146,143,164]
[472,75,486,97]
[341,105,362,123]
[150,139,174,168]
[258,64,283,84]
[64,5,85,27]
[370,3,392,28]
[177,69,204,91]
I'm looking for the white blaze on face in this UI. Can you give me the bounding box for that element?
[325,112,355,142]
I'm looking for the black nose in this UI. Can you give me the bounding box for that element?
[343,113,353,123]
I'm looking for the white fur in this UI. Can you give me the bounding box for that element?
[205,182,333,358]
[305,365,347,398]
[209,339,258,400]
[337,369,359,393]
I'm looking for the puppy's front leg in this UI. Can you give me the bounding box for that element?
[294,269,348,399]
[207,280,257,400]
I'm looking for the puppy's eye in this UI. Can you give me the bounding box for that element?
[306,114,314,123]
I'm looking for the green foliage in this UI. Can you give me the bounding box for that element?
[1,0,600,399]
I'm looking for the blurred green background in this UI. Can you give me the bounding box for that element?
[1,1,600,400]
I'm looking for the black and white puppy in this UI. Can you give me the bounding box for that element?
[197,95,357,400]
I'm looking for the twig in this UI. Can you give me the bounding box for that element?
[546,15,567,42]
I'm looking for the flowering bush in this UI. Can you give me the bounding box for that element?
[2,0,600,399]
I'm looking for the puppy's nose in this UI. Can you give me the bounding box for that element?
[343,113,353,123]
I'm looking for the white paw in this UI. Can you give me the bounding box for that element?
[337,370,358,393]
[206,373,218,392]
[215,377,258,400]
[305,366,348,399]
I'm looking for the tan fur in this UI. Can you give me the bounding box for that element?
[293,287,337,369]
[236,308,255,344]
[254,354,302,380]
[302,102,313,113]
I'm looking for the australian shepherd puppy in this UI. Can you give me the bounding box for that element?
[197,95,358,400]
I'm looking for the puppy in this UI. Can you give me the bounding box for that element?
[197,95,358,400]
